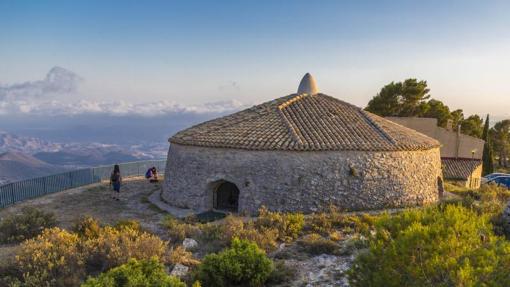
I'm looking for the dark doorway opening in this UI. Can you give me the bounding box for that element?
[214,181,239,212]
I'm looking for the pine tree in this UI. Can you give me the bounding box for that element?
[482,114,494,175]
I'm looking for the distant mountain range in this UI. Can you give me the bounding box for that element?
[0,151,67,185]
[0,131,61,154]
[0,131,168,184]
[0,131,165,169]
[34,150,139,166]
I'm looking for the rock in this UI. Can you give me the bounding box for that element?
[183,238,198,250]
[170,263,189,278]
[288,254,354,287]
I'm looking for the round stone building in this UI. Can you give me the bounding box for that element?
[163,74,442,214]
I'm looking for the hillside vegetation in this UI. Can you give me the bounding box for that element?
[1,179,510,286]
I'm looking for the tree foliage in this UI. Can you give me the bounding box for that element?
[483,114,495,175]
[366,79,485,135]
[461,115,484,138]
[365,79,430,117]
[348,205,510,287]
[491,120,510,168]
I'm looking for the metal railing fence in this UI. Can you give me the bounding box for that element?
[0,159,166,208]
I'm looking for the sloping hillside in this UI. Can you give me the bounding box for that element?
[34,150,139,166]
[0,151,66,184]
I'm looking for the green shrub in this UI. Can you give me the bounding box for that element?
[196,238,274,287]
[15,227,85,286]
[0,207,57,243]
[348,204,510,286]
[81,257,185,287]
[297,233,339,255]
[255,207,304,242]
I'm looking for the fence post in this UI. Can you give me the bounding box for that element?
[9,183,15,205]
[0,160,167,209]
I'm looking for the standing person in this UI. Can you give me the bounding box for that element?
[110,164,122,200]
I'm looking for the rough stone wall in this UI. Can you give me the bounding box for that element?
[163,143,442,214]
[466,164,483,188]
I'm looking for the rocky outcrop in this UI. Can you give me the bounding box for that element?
[183,238,198,250]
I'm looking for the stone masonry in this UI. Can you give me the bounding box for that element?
[163,143,442,214]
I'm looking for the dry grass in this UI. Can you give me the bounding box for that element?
[0,177,169,264]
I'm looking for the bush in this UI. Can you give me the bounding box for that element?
[305,206,344,235]
[0,207,57,243]
[196,238,274,287]
[82,257,185,287]
[83,226,168,273]
[168,245,200,266]
[15,227,85,286]
[221,216,279,252]
[162,216,199,243]
[73,216,101,238]
[114,219,142,232]
[348,204,510,286]
[255,207,304,242]
[297,233,339,255]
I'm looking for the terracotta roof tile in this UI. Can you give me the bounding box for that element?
[442,158,483,180]
[170,93,441,151]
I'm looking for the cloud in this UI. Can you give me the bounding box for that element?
[0,66,82,100]
[0,99,246,117]
[0,67,246,117]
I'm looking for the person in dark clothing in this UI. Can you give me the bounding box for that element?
[110,164,122,200]
[145,166,159,183]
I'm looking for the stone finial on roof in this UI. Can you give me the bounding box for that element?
[297,73,319,95]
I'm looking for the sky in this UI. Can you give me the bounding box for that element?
[1,0,510,117]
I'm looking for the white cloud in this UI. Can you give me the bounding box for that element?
[0,98,245,116]
[0,67,246,116]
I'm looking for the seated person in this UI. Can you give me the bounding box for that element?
[145,166,159,182]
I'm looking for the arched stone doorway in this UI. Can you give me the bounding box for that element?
[214,181,240,212]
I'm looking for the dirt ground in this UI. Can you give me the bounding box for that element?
[0,177,169,237]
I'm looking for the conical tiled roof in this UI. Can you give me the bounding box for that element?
[170,93,440,152]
